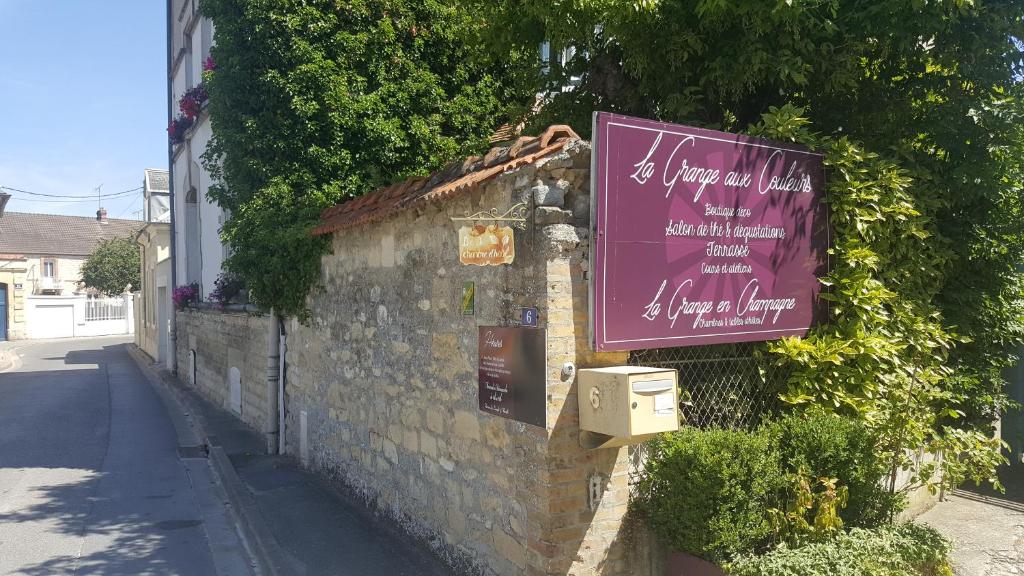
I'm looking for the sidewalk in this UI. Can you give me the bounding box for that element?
[917,473,1024,576]
[128,346,453,576]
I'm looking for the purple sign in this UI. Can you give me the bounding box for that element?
[591,112,828,351]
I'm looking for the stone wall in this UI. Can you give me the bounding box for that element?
[286,140,662,576]
[176,307,272,434]
[0,263,27,340]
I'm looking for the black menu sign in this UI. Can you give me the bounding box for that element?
[478,326,546,428]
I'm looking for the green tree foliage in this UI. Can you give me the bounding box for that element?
[199,0,532,317]
[482,0,1024,488]
[81,237,140,296]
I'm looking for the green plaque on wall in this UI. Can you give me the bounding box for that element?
[461,282,475,316]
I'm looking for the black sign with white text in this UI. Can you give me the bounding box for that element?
[478,326,545,428]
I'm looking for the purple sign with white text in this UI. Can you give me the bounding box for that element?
[591,112,828,351]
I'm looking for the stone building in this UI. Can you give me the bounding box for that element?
[175,126,664,575]
[0,254,27,341]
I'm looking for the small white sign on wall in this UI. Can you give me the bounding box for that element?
[228,367,241,415]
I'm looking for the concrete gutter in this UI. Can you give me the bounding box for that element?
[126,344,290,576]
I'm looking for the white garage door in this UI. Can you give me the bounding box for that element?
[32,305,75,339]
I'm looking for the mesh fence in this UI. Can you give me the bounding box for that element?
[626,342,791,488]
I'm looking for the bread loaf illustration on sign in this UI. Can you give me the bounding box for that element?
[458,224,515,266]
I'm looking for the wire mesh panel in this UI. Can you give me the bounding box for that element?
[629,342,787,430]
[626,342,790,489]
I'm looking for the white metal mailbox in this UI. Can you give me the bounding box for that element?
[578,366,679,449]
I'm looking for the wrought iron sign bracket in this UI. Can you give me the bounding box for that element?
[450,202,528,230]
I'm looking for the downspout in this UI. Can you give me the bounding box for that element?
[278,317,287,455]
[166,0,178,374]
[265,311,282,454]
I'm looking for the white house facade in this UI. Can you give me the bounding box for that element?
[169,0,225,299]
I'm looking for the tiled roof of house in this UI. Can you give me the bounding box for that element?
[0,212,141,256]
[314,125,579,236]
[145,168,170,193]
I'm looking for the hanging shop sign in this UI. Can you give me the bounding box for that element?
[451,202,527,266]
[478,326,546,428]
[591,112,829,352]
[458,225,515,266]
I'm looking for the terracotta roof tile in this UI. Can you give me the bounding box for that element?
[488,123,517,144]
[313,125,579,236]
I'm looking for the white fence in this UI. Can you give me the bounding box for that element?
[24,294,134,339]
[85,296,127,322]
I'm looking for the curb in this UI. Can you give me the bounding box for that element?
[126,344,290,576]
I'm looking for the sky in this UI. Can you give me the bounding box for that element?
[0,0,167,220]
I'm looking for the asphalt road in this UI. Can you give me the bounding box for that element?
[0,337,250,576]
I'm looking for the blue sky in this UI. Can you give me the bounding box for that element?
[0,0,166,220]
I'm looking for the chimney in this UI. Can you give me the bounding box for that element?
[97,207,108,223]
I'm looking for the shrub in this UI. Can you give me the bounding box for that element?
[638,413,904,564]
[766,412,903,527]
[727,523,953,576]
[768,471,849,548]
[637,427,783,564]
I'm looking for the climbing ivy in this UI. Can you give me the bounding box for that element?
[754,105,1006,495]
[481,0,1024,491]
[199,0,532,317]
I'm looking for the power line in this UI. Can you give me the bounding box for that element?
[115,197,143,219]
[0,184,143,199]
[7,190,141,204]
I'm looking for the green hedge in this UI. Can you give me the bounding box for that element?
[639,427,782,564]
[765,412,901,527]
[727,523,953,576]
[636,413,902,564]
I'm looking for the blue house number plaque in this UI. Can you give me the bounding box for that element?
[521,307,539,327]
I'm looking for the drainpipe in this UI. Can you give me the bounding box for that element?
[166,0,178,374]
[278,317,287,455]
[265,311,281,453]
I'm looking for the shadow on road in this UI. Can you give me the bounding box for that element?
[0,342,216,575]
[0,473,202,576]
[961,462,1024,507]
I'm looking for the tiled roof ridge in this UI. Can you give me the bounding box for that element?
[3,211,138,225]
[314,125,579,236]
[0,212,142,256]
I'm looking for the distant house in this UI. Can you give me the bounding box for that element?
[134,221,171,367]
[134,169,173,368]
[144,168,171,222]
[0,210,139,340]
